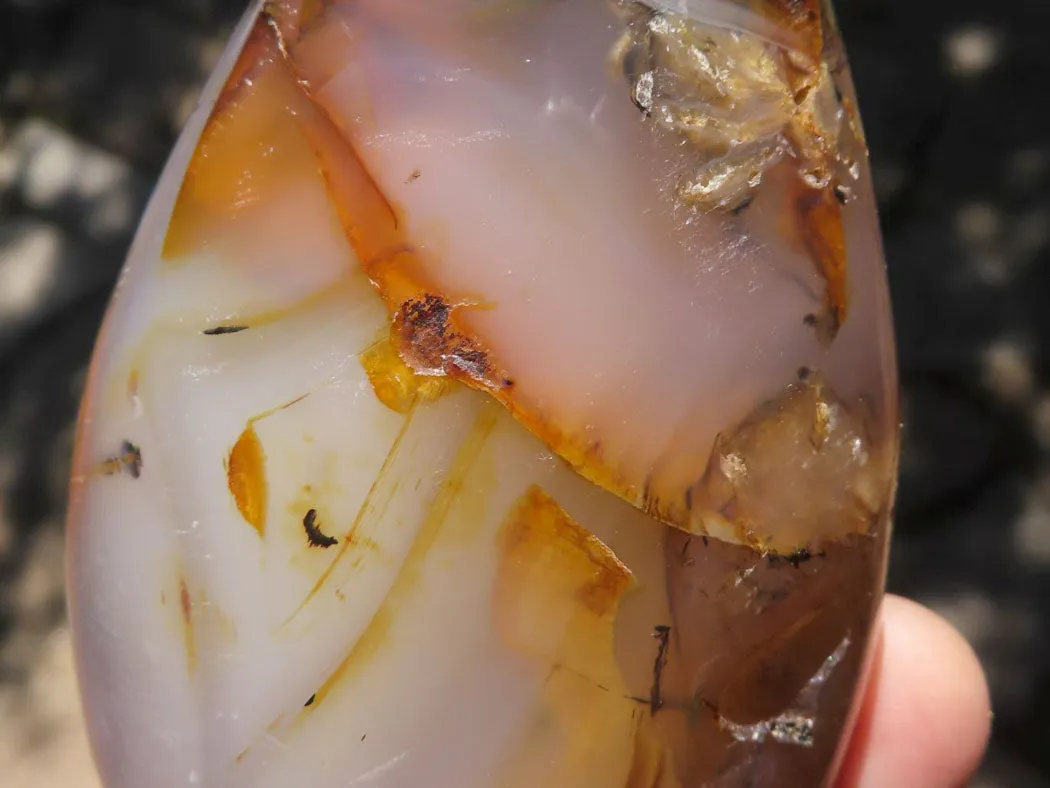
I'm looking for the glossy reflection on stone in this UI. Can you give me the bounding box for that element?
[66,1,899,787]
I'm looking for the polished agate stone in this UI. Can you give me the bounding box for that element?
[66,1,900,786]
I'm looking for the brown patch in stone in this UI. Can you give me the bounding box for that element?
[393,294,498,387]
[664,529,881,784]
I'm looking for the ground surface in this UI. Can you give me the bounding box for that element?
[0,0,1047,785]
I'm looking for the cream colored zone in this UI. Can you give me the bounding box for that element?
[74,225,676,787]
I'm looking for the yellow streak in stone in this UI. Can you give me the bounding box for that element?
[295,404,499,711]
[279,403,419,627]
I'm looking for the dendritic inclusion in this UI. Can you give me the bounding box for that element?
[66,1,899,787]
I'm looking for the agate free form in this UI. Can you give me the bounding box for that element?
[66,1,900,786]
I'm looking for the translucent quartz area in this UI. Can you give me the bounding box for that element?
[66,1,900,787]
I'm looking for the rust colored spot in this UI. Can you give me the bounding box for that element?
[359,334,453,414]
[393,294,497,386]
[180,577,197,676]
[227,426,268,536]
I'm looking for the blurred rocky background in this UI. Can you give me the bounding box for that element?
[0,0,1046,785]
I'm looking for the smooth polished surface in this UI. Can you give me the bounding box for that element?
[66,2,900,786]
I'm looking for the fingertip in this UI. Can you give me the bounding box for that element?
[835,594,992,788]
